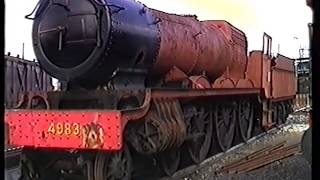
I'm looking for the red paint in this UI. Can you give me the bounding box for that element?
[5,110,123,150]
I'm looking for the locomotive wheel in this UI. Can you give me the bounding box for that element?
[133,110,167,154]
[94,146,132,180]
[276,103,286,125]
[281,103,288,124]
[186,106,213,164]
[158,149,181,176]
[214,102,236,152]
[272,104,278,126]
[284,102,292,118]
[238,101,254,142]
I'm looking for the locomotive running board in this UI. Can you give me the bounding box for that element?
[150,88,260,98]
[4,88,260,151]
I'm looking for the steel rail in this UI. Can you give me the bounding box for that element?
[217,142,301,175]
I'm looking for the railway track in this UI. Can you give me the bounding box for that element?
[216,142,301,176]
[159,125,288,180]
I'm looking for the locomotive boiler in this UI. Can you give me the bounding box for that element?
[33,0,246,88]
[5,0,297,179]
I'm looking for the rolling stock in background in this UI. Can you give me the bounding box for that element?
[4,54,53,109]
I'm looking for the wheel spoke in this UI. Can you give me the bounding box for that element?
[238,101,254,142]
[217,118,224,128]
[94,146,132,180]
[214,103,236,152]
[185,105,213,164]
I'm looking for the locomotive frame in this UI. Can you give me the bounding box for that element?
[4,44,295,179]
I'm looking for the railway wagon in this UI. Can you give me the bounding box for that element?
[4,54,53,108]
[4,0,296,179]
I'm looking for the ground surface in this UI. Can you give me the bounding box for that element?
[164,113,311,180]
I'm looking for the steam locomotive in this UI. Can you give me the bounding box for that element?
[5,0,296,179]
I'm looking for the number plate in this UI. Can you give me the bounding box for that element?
[47,122,81,136]
[5,110,123,150]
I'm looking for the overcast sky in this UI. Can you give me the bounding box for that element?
[5,0,312,61]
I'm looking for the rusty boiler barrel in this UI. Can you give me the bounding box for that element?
[31,0,247,86]
[149,9,241,81]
